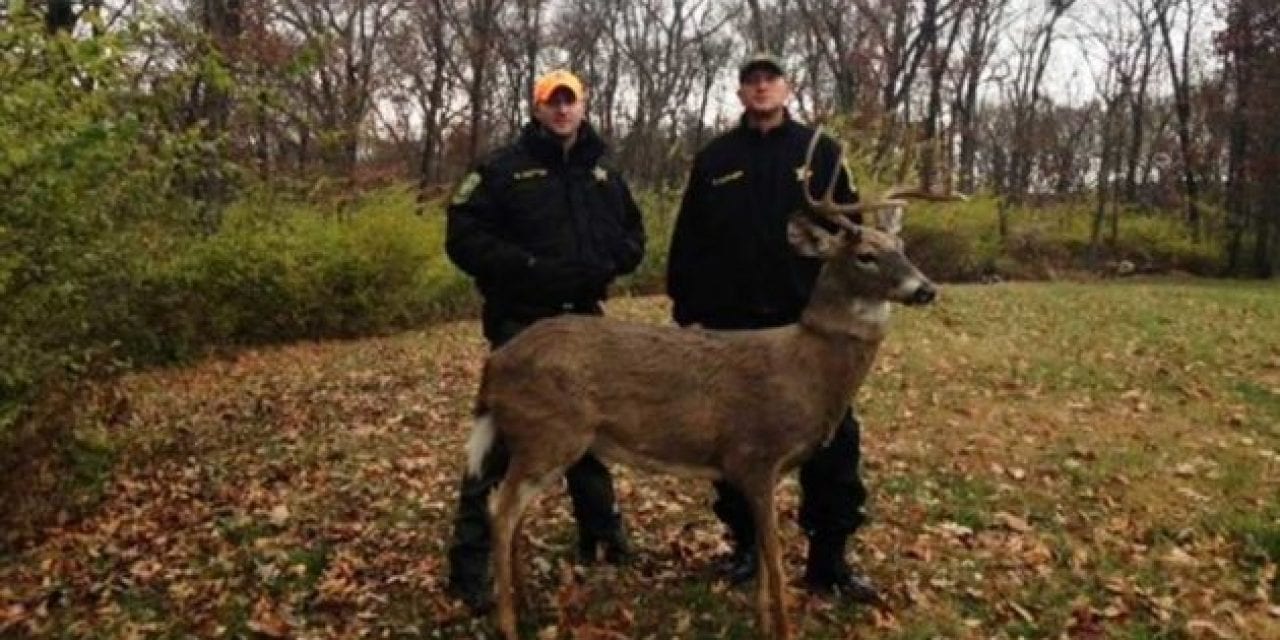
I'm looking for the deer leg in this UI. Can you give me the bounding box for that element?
[513,513,527,606]
[491,464,547,640]
[744,472,790,640]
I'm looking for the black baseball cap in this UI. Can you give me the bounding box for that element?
[738,53,786,83]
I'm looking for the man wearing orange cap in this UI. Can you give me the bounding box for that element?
[444,69,645,613]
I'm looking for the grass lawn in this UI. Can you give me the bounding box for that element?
[1,278,1278,638]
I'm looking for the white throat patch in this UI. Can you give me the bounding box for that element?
[851,299,890,324]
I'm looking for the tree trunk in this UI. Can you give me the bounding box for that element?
[1155,0,1201,238]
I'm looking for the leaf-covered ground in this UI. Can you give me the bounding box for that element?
[2,280,1279,639]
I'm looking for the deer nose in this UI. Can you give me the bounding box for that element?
[908,282,937,305]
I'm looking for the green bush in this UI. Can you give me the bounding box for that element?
[110,187,474,363]
[902,197,1005,281]
[618,187,681,295]
[1,19,198,436]
[902,197,1221,281]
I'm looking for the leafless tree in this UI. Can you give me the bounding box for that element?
[1153,0,1200,237]
[917,0,964,190]
[611,0,733,185]
[388,0,461,199]
[553,0,625,139]
[273,0,406,173]
[793,0,863,114]
[494,0,546,137]
[1005,0,1074,197]
[444,0,506,163]
[1118,0,1159,205]
[743,0,791,54]
[949,0,1005,193]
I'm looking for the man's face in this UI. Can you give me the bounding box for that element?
[737,69,790,115]
[534,87,585,138]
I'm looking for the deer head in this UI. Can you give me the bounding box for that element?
[787,128,966,308]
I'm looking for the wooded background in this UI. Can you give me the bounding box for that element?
[17,0,1280,271]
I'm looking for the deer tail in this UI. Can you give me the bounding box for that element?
[465,362,496,478]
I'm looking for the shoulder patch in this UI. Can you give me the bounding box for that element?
[592,166,609,182]
[451,172,481,205]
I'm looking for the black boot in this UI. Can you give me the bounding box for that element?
[445,452,505,617]
[804,535,880,604]
[716,542,759,585]
[445,571,494,615]
[578,525,632,565]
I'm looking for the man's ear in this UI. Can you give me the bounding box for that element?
[873,206,904,235]
[787,213,848,257]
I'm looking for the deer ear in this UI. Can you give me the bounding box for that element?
[874,206,904,235]
[787,213,843,257]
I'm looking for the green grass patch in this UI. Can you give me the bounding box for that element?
[1234,381,1280,426]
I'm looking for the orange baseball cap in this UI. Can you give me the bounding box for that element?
[533,70,586,105]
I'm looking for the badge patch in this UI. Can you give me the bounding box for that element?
[592,166,609,182]
[514,168,547,180]
[711,170,744,186]
[795,165,813,182]
[452,172,481,205]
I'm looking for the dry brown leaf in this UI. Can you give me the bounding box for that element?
[248,597,290,638]
[0,603,27,627]
[673,610,692,634]
[1163,546,1200,567]
[1186,618,1234,639]
[268,504,290,527]
[995,512,1032,533]
[1009,600,1035,623]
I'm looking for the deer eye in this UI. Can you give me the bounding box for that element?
[856,252,877,264]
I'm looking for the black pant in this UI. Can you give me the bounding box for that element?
[447,313,622,584]
[713,409,867,549]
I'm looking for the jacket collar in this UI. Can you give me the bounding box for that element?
[519,120,607,167]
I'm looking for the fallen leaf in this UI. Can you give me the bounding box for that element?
[268,504,290,527]
[1186,619,1233,639]
[995,512,1031,533]
[248,597,290,638]
[1163,547,1200,567]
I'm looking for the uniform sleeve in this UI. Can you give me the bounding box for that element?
[612,177,647,276]
[444,163,534,282]
[666,161,708,325]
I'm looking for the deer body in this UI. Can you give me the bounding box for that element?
[479,314,882,484]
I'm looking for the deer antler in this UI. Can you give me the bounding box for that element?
[800,128,968,227]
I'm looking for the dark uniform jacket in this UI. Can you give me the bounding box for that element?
[667,114,858,329]
[446,121,646,340]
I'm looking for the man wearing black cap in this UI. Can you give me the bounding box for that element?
[666,54,879,603]
[444,69,645,614]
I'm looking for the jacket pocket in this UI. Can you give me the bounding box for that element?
[504,176,558,239]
